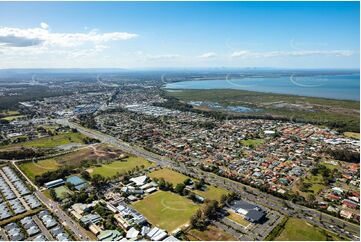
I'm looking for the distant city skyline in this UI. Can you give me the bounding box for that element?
[0,1,359,69]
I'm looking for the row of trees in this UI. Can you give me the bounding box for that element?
[0,148,46,160]
[190,200,220,230]
[34,167,74,185]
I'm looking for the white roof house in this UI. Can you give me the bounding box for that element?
[126,227,139,239]
[130,175,147,186]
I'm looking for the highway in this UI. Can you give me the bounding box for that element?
[56,119,360,240]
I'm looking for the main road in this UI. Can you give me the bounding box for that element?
[56,119,360,240]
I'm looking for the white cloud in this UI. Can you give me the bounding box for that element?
[145,54,181,60]
[0,23,138,49]
[198,52,217,59]
[231,50,354,58]
[40,22,49,30]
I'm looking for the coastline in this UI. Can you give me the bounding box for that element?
[164,88,360,133]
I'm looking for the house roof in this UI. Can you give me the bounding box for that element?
[130,175,147,186]
[245,210,265,222]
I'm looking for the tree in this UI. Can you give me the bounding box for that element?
[195,178,205,190]
[81,170,91,180]
[306,194,316,203]
[174,183,186,195]
[220,194,228,206]
[183,178,192,185]
[92,174,105,187]
[190,209,207,230]
[203,200,219,219]
[49,189,58,201]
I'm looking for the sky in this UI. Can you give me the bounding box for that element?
[0,1,359,69]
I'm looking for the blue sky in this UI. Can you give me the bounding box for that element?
[0,1,359,69]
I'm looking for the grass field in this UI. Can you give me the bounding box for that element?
[167,89,359,132]
[132,191,199,232]
[241,139,264,148]
[149,168,229,201]
[193,185,229,202]
[42,189,52,200]
[274,218,342,241]
[344,132,360,139]
[320,162,339,171]
[89,156,154,178]
[227,211,250,227]
[0,115,25,121]
[19,145,125,180]
[304,173,326,194]
[0,110,20,116]
[22,132,86,148]
[19,159,60,180]
[0,132,87,151]
[54,185,72,199]
[149,168,190,185]
[186,225,237,241]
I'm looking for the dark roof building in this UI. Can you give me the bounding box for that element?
[230,200,266,223]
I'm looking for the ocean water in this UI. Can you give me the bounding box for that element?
[166,74,360,101]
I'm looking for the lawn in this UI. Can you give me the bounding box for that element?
[193,185,230,202]
[42,189,52,200]
[19,159,60,180]
[132,191,199,233]
[186,225,237,241]
[19,145,128,181]
[344,132,360,139]
[149,168,230,201]
[54,186,72,199]
[241,139,264,148]
[22,132,86,148]
[320,162,339,171]
[0,115,25,121]
[0,110,20,116]
[304,174,325,194]
[275,218,342,241]
[1,132,87,151]
[149,168,190,185]
[89,156,154,178]
[227,211,250,227]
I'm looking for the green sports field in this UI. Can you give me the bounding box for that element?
[149,168,190,185]
[241,139,264,148]
[54,185,72,199]
[132,191,199,232]
[19,159,60,180]
[275,218,342,241]
[149,168,229,201]
[193,185,230,202]
[1,132,87,151]
[89,156,154,178]
[22,132,86,148]
[0,115,25,121]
